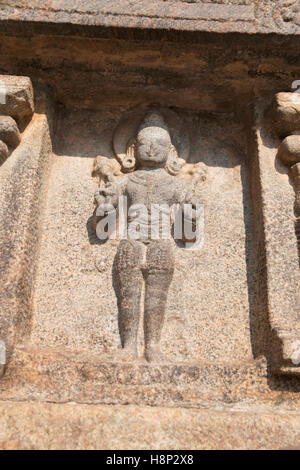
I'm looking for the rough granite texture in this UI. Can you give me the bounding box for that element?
[0,0,300,451]
[0,79,52,360]
[1,401,300,450]
[0,1,299,35]
[29,108,251,366]
[0,75,34,129]
[249,99,300,374]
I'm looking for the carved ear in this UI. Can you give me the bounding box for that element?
[166,144,185,175]
[122,138,136,172]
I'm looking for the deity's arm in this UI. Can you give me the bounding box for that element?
[93,176,128,241]
[94,176,128,211]
[174,181,200,244]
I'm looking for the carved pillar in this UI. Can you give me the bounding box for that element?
[249,93,300,374]
[277,134,300,261]
[0,75,53,377]
[291,162,300,257]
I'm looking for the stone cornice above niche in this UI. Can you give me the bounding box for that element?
[0,0,299,35]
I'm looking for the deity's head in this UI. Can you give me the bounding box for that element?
[135,112,171,168]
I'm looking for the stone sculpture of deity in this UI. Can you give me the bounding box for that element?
[93,109,205,362]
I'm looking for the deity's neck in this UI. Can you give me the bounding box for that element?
[138,165,165,172]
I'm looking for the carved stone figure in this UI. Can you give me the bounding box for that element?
[93,110,205,362]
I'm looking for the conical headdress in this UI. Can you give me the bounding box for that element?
[137,111,170,135]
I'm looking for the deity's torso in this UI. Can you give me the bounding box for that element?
[121,168,191,241]
[125,168,187,209]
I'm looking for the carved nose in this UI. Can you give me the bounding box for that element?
[149,144,156,155]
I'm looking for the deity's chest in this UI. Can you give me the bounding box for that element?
[125,171,175,208]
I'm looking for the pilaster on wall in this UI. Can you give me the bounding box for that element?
[249,94,300,375]
[0,75,53,375]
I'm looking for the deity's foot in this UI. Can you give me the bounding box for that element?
[144,346,168,364]
[115,345,139,363]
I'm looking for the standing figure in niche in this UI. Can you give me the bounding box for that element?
[94,111,203,362]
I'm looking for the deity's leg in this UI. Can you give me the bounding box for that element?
[114,240,144,360]
[143,241,174,363]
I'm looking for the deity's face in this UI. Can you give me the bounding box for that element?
[135,127,171,168]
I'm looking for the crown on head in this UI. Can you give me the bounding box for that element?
[138,111,170,134]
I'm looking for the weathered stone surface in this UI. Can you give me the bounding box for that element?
[0,77,52,357]
[31,107,252,367]
[278,135,300,167]
[0,0,299,35]
[1,401,300,450]
[0,347,271,408]
[0,115,21,148]
[0,75,34,129]
[0,0,300,451]
[0,139,8,164]
[1,346,300,410]
[268,93,300,138]
[249,99,300,374]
